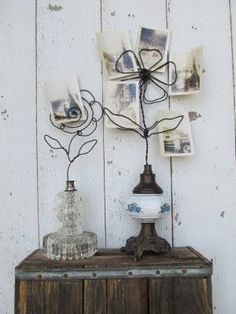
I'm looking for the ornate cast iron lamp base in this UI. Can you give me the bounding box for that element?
[122,222,171,261]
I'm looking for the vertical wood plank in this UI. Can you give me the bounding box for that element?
[16,280,83,314]
[102,0,172,248]
[27,281,59,314]
[107,278,148,314]
[27,281,55,313]
[15,280,27,314]
[168,1,236,313]
[37,0,105,247]
[84,279,107,314]
[0,2,38,313]
[57,281,83,314]
[230,0,236,147]
[149,277,212,314]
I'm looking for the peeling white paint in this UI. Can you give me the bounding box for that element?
[48,4,63,11]
[189,111,202,121]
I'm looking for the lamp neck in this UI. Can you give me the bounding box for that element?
[133,165,163,194]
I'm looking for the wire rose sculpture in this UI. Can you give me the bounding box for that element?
[44,90,103,181]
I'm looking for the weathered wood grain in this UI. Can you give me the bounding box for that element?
[15,248,212,313]
[149,277,212,314]
[15,247,211,270]
[15,279,83,314]
[84,279,106,314]
[107,278,148,314]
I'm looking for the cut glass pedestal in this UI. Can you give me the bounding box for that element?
[43,231,97,260]
[43,186,97,260]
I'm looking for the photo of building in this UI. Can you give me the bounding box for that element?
[170,47,203,95]
[51,93,82,122]
[105,81,139,128]
[163,129,192,154]
[137,27,170,70]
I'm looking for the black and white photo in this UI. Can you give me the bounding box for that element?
[45,76,85,124]
[137,26,170,71]
[105,81,139,128]
[169,46,203,95]
[158,110,194,157]
[97,30,137,79]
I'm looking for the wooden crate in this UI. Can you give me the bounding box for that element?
[15,247,212,314]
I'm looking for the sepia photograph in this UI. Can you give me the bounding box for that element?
[157,110,194,157]
[97,30,137,80]
[105,81,139,128]
[169,46,203,95]
[136,26,170,71]
[44,76,85,124]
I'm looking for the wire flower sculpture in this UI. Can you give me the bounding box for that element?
[44,89,103,181]
[103,48,184,165]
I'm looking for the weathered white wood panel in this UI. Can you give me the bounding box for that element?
[168,1,236,313]
[0,1,38,313]
[37,0,105,247]
[231,0,236,140]
[102,0,173,247]
[1,1,236,313]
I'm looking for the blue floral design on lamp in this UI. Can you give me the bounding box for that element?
[127,203,143,214]
[160,203,171,214]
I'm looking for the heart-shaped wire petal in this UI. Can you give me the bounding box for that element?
[115,50,141,75]
[138,48,163,71]
[114,49,178,105]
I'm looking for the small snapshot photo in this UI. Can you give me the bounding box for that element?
[136,26,170,71]
[97,30,137,80]
[105,81,139,129]
[169,46,203,95]
[44,76,85,124]
[157,110,194,157]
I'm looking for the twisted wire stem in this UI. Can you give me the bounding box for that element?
[139,80,149,165]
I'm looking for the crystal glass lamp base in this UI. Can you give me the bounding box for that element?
[43,181,97,261]
[43,230,97,261]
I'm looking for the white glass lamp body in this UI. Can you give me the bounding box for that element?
[126,194,166,220]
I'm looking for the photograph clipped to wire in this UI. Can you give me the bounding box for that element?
[158,110,194,157]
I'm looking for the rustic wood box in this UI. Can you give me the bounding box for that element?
[15,247,212,314]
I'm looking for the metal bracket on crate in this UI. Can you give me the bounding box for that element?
[15,265,211,280]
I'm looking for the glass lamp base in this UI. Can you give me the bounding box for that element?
[43,231,97,260]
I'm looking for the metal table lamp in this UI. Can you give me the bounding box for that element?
[124,164,170,261]
[102,49,183,260]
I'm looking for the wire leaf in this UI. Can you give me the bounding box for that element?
[44,135,66,152]
[70,139,97,163]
